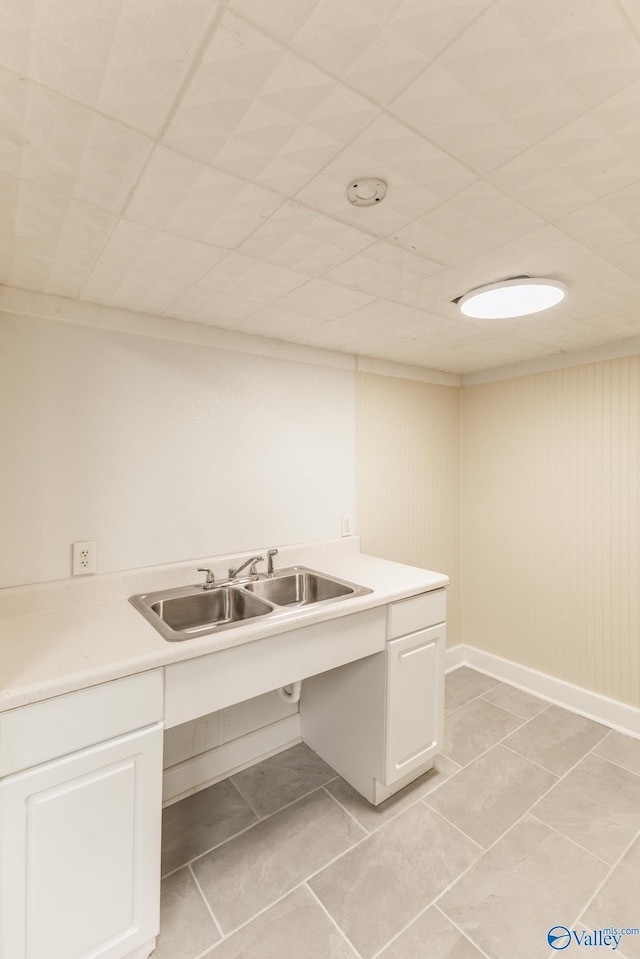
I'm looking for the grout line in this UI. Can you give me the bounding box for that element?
[570,824,640,950]
[499,741,562,778]
[305,883,366,958]
[188,863,225,940]
[419,795,487,853]
[320,784,374,835]
[164,777,352,878]
[432,903,496,959]
[227,775,263,820]
[162,816,259,879]
[526,813,611,868]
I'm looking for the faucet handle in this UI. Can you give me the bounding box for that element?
[267,548,278,575]
[198,567,215,590]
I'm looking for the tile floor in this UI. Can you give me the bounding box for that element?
[156,667,640,959]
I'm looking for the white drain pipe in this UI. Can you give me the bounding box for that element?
[277,681,302,704]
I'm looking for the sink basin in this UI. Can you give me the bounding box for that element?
[131,585,273,641]
[129,565,372,642]
[246,570,354,606]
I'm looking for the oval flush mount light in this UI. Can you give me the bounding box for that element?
[456,277,567,319]
[346,178,387,207]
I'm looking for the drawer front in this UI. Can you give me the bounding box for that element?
[387,588,447,639]
[0,670,163,777]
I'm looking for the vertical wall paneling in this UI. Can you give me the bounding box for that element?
[462,358,640,708]
[357,373,461,646]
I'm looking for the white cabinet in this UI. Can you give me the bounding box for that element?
[385,625,443,785]
[301,589,446,805]
[0,672,164,959]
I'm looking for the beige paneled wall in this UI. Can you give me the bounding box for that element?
[462,358,640,708]
[357,373,461,646]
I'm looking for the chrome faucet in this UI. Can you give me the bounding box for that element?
[228,555,264,580]
[197,567,216,590]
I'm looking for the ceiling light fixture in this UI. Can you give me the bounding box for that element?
[456,277,567,319]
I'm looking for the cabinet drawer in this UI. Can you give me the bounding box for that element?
[0,670,163,777]
[387,588,446,639]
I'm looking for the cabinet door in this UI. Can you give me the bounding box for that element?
[384,625,444,785]
[0,724,163,959]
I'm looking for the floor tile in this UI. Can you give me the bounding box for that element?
[153,867,220,959]
[427,744,556,847]
[309,802,480,959]
[532,754,640,864]
[162,779,258,876]
[325,755,460,832]
[378,905,485,959]
[503,705,609,775]
[443,698,524,766]
[482,683,549,720]
[445,667,501,713]
[593,730,640,776]
[582,835,640,959]
[439,816,607,959]
[231,743,336,818]
[192,789,365,933]
[208,886,358,959]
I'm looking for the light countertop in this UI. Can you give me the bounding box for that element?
[0,539,448,712]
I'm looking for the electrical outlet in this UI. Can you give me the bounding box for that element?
[341,514,354,537]
[72,541,97,576]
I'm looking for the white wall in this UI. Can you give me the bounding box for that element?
[0,314,356,587]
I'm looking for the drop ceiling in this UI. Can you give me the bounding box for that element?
[4,0,640,374]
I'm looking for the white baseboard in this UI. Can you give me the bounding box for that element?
[162,714,302,806]
[445,644,640,739]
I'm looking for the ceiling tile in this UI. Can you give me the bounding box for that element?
[392,180,544,267]
[81,219,227,315]
[296,114,477,236]
[0,68,152,212]
[238,200,375,275]
[275,278,374,319]
[195,252,309,305]
[488,101,640,220]
[390,0,640,174]
[125,146,284,248]
[169,282,263,327]
[460,224,594,281]
[0,0,217,136]
[341,298,451,336]
[556,183,640,255]
[468,308,616,351]
[322,239,443,297]
[551,256,640,319]
[388,267,485,318]
[237,304,325,338]
[288,317,401,356]
[0,172,116,296]
[232,0,495,104]
[163,11,380,193]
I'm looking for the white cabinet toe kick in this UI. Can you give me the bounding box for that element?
[0,585,446,958]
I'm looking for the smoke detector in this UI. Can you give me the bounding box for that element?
[346,178,388,207]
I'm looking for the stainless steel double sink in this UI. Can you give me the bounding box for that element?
[129,566,372,642]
